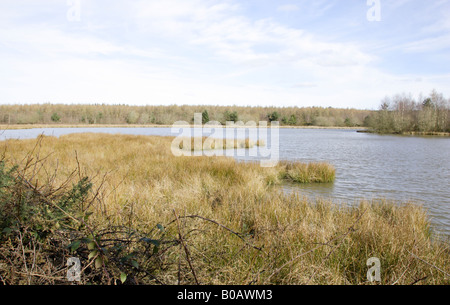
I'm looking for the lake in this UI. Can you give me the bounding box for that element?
[1,126,449,235]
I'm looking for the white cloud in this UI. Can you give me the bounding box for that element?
[293,82,317,88]
[399,34,450,53]
[277,4,299,12]
[131,1,373,68]
[0,0,449,109]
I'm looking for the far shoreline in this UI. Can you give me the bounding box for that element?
[2,124,449,137]
[0,123,368,131]
[357,129,450,137]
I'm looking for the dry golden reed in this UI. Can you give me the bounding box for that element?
[1,133,448,285]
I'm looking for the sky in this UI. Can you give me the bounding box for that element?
[0,0,449,110]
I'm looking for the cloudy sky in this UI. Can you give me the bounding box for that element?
[1,0,449,109]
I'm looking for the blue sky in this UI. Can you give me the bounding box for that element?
[1,0,449,109]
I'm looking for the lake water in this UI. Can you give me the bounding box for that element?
[2,127,449,235]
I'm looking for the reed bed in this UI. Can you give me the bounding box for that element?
[278,161,336,183]
[0,133,448,285]
[177,137,259,151]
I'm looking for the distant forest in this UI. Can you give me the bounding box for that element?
[1,90,449,133]
[0,104,372,127]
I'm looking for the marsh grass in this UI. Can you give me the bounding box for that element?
[178,137,259,151]
[278,161,336,183]
[0,133,448,285]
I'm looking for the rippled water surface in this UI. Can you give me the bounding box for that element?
[2,127,449,235]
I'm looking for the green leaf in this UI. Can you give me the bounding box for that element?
[68,240,81,252]
[131,260,139,269]
[141,238,160,247]
[157,224,165,232]
[2,227,12,234]
[87,241,96,250]
[120,273,127,284]
[83,212,94,221]
[88,250,98,260]
[81,237,92,243]
[95,257,103,269]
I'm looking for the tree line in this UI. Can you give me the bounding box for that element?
[1,90,448,133]
[365,90,450,134]
[0,104,371,127]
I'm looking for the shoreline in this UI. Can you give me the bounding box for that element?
[2,124,448,137]
[0,123,368,131]
[357,129,450,137]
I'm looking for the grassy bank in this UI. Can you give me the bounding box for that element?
[1,134,449,285]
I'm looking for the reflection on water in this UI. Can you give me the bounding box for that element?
[2,127,450,235]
